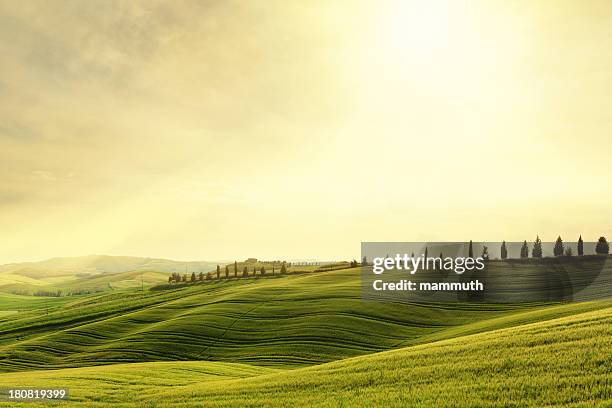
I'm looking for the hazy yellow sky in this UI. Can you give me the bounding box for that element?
[1,0,611,263]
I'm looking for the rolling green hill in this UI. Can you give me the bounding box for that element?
[0,260,609,406]
[0,255,219,278]
[0,305,609,407]
[0,267,513,370]
[0,255,218,294]
[0,265,609,373]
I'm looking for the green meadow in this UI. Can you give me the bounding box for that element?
[0,305,609,407]
[0,260,610,406]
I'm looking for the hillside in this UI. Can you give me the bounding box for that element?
[0,265,609,373]
[0,255,218,294]
[0,305,609,407]
[0,255,218,278]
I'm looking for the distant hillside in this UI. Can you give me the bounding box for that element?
[0,255,219,294]
[0,255,218,279]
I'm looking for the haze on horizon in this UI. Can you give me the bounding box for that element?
[1,0,611,264]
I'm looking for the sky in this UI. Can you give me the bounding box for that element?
[1,0,611,264]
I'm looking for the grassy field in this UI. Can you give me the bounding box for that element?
[0,261,609,406]
[0,304,609,407]
[0,267,541,371]
[0,255,219,295]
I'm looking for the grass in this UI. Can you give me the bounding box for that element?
[0,255,219,295]
[0,361,278,406]
[0,271,171,296]
[0,260,609,406]
[0,267,559,372]
[0,274,48,293]
[0,293,79,319]
[0,305,609,407]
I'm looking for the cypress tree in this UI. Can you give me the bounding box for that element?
[198,272,204,281]
[501,241,508,259]
[260,266,265,276]
[520,241,529,258]
[280,262,287,274]
[234,261,238,278]
[532,236,543,258]
[596,237,609,254]
[225,265,229,278]
[190,272,196,282]
[216,265,221,279]
[481,246,489,260]
[242,266,248,277]
[553,236,564,256]
[468,240,473,258]
[578,236,584,256]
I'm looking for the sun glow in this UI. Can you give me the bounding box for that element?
[378,1,456,63]
[0,1,611,263]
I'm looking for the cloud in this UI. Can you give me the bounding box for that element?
[30,170,58,182]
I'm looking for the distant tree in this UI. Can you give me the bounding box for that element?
[260,266,265,276]
[234,261,238,278]
[565,247,573,256]
[424,247,428,259]
[272,265,275,276]
[520,241,529,258]
[468,240,473,258]
[554,236,564,257]
[242,266,248,277]
[532,236,543,258]
[481,246,489,260]
[596,237,609,255]
[411,252,415,258]
[182,274,187,282]
[439,252,443,259]
[225,265,229,278]
[168,276,172,283]
[206,272,212,280]
[216,265,221,280]
[362,256,368,266]
[198,272,204,281]
[190,272,196,282]
[578,236,584,256]
[280,262,287,274]
[501,241,508,260]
